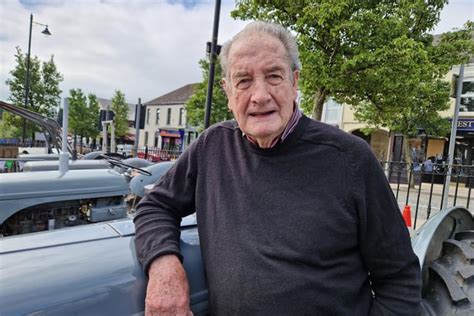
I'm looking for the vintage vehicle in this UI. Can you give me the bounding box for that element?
[0,157,154,237]
[0,101,208,314]
[0,217,208,315]
[0,159,209,315]
[413,206,474,315]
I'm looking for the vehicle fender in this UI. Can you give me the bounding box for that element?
[129,162,174,197]
[411,206,473,282]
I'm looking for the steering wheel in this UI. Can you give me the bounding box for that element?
[101,155,152,176]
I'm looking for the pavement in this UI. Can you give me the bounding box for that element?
[389,182,473,236]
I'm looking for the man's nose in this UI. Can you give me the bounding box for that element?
[250,77,272,104]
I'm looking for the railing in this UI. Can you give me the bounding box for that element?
[381,161,473,229]
[134,147,182,162]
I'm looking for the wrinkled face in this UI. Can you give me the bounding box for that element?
[222,33,299,147]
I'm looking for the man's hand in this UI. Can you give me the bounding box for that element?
[145,255,193,316]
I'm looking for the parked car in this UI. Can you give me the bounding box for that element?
[117,144,133,158]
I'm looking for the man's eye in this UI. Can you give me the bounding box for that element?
[267,74,284,85]
[236,78,252,89]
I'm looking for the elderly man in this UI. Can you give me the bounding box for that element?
[134,21,421,315]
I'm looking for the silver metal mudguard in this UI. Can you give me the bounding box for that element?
[411,206,473,281]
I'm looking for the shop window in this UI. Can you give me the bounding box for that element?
[460,80,474,112]
[322,98,342,126]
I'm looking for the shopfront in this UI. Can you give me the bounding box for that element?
[159,129,185,151]
[447,118,474,166]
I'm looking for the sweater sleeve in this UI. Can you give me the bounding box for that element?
[133,136,201,274]
[351,140,421,315]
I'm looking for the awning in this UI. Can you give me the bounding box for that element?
[159,130,182,138]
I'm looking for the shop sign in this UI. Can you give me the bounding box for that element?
[159,129,181,138]
[447,118,474,131]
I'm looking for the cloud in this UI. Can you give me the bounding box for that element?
[0,0,246,105]
[433,0,473,34]
[1,0,471,108]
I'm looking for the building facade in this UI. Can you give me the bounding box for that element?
[320,61,474,165]
[140,83,199,151]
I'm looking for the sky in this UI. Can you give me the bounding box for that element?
[0,0,473,107]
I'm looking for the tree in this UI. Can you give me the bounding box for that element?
[185,58,232,129]
[110,90,129,139]
[67,89,100,153]
[231,1,474,121]
[232,1,474,186]
[0,119,16,138]
[5,47,63,139]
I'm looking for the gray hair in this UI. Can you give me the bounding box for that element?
[220,21,301,79]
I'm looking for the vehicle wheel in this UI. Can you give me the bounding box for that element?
[420,230,474,315]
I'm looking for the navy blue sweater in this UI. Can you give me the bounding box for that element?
[134,116,421,315]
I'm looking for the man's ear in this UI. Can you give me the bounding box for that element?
[292,70,300,88]
[221,78,229,95]
[221,78,233,112]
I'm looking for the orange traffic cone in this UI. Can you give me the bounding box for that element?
[402,205,412,227]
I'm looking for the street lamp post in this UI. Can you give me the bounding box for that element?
[22,13,51,143]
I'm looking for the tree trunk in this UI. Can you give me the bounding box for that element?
[73,130,77,152]
[79,131,83,154]
[311,88,328,121]
[402,135,416,188]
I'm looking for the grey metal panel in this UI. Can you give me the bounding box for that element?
[108,219,136,236]
[129,162,174,197]
[0,169,129,224]
[23,159,109,172]
[18,153,62,160]
[0,225,208,315]
[90,204,127,222]
[0,222,120,254]
[0,169,128,200]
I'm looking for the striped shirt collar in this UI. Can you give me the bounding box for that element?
[242,104,302,148]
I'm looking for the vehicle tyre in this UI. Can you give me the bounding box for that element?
[420,230,474,315]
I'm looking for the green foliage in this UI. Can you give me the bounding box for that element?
[0,117,16,138]
[5,47,63,139]
[185,58,232,129]
[67,89,100,140]
[110,90,129,138]
[232,1,474,138]
[68,89,87,134]
[87,94,100,139]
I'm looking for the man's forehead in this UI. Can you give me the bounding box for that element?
[231,63,286,77]
[228,35,288,75]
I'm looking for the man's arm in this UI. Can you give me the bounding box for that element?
[145,255,192,316]
[134,137,201,314]
[351,141,421,315]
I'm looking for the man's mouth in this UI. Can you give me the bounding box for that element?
[249,110,276,117]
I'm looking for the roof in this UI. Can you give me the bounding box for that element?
[96,97,136,121]
[145,83,199,106]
